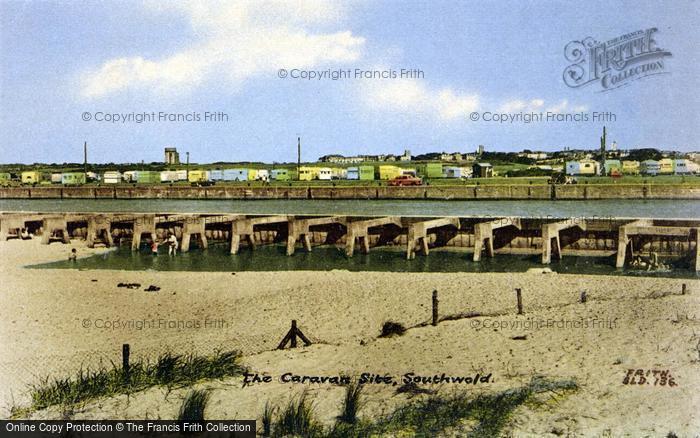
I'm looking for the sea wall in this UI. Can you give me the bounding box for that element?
[0,184,699,200]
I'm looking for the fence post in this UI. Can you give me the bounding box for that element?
[515,288,523,314]
[290,320,298,348]
[277,320,312,349]
[432,290,439,326]
[122,343,130,379]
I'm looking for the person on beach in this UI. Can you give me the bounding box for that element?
[167,233,178,255]
[151,239,159,256]
[68,248,77,262]
[20,228,31,240]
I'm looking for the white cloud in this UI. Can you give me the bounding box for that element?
[81,1,364,98]
[362,85,590,124]
[544,99,588,113]
[498,98,590,114]
[361,79,479,121]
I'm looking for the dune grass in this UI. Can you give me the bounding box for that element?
[272,391,322,438]
[178,389,210,423]
[23,350,245,414]
[337,381,364,425]
[264,376,577,438]
[261,401,276,437]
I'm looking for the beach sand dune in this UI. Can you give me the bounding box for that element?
[1,239,698,435]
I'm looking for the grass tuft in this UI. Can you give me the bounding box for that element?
[178,389,210,423]
[378,321,406,338]
[27,350,245,413]
[337,381,363,424]
[261,401,275,437]
[272,391,322,438]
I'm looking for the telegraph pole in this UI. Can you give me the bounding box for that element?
[599,126,606,175]
[83,141,88,179]
[297,136,301,177]
[186,151,190,179]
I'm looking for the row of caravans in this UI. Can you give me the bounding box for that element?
[566,159,698,176]
[6,171,94,185]
[283,164,478,181]
[5,163,482,185]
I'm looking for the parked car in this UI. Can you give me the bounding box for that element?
[388,175,423,186]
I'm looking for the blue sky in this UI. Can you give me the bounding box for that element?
[0,0,698,164]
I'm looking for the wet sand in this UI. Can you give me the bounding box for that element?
[1,238,698,435]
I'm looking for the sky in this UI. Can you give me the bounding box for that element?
[0,0,698,164]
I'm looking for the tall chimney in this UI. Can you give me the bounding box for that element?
[297,137,301,175]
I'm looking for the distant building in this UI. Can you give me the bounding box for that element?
[518,151,549,160]
[472,162,493,178]
[477,145,485,155]
[319,151,408,163]
[164,147,180,165]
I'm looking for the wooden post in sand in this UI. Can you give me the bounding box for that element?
[277,320,312,349]
[515,288,523,314]
[290,320,298,348]
[432,290,439,326]
[122,343,130,379]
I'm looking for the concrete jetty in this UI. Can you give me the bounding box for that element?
[1,212,698,271]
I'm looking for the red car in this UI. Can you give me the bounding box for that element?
[388,175,423,186]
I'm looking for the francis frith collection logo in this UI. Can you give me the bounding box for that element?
[563,28,672,91]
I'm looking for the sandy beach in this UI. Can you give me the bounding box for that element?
[1,238,699,435]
